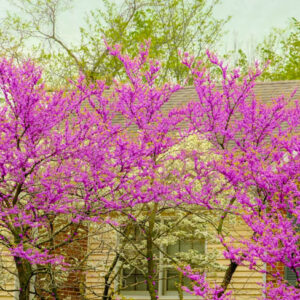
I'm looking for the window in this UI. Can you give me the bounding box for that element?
[285,266,300,286]
[285,212,299,287]
[120,224,159,294]
[122,267,148,291]
[164,239,205,294]
[120,237,205,297]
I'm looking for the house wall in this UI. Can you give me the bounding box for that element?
[0,224,89,300]
[0,219,264,300]
[0,245,16,300]
[85,223,117,300]
[206,219,264,299]
[83,216,264,300]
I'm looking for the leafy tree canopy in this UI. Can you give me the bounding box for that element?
[0,0,229,86]
[234,18,300,81]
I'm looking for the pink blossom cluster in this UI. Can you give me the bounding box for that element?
[180,266,233,299]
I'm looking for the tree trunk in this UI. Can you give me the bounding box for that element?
[102,253,120,300]
[218,260,238,298]
[14,256,33,300]
[146,203,158,300]
[176,272,184,300]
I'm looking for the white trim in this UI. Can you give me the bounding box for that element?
[116,295,198,300]
[14,276,19,300]
[158,246,164,297]
[114,233,120,293]
[263,262,266,299]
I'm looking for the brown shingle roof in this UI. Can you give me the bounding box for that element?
[166,80,300,113]
[85,81,300,134]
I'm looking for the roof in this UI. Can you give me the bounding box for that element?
[165,80,300,113]
[85,80,300,133]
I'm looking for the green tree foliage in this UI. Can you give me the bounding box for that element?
[257,17,300,81]
[233,18,300,81]
[0,0,229,86]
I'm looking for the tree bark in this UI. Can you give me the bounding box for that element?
[102,253,120,300]
[14,256,33,300]
[218,260,238,298]
[146,203,158,300]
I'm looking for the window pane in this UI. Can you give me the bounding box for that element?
[180,240,191,252]
[123,275,135,290]
[193,239,205,253]
[165,239,205,292]
[166,275,177,291]
[136,275,147,291]
[168,242,180,255]
[285,266,300,286]
[123,268,147,291]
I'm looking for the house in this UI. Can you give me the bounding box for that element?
[0,80,299,300]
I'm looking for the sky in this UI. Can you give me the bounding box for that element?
[213,0,300,55]
[0,0,299,55]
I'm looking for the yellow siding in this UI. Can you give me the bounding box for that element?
[0,246,15,300]
[0,220,264,300]
[206,218,264,300]
[85,218,264,300]
[85,223,117,300]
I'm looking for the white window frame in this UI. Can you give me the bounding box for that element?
[117,237,206,299]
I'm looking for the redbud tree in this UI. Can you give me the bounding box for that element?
[179,52,300,299]
[0,59,90,299]
[0,42,299,300]
[103,44,300,299]
[0,58,136,299]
